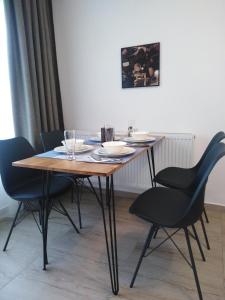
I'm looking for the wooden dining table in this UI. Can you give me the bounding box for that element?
[12,135,164,295]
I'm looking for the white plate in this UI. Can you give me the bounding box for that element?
[94,147,135,157]
[123,136,156,143]
[54,145,94,154]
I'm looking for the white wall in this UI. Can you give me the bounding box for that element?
[52,0,225,205]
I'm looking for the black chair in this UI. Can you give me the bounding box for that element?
[154,131,225,248]
[0,137,79,256]
[40,130,98,229]
[129,142,225,300]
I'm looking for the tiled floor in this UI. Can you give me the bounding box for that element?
[0,190,224,300]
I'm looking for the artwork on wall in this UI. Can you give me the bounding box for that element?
[121,42,160,88]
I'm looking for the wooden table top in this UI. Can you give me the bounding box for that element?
[13,136,164,177]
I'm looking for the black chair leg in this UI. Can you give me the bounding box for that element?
[3,202,22,251]
[130,225,156,288]
[71,185,74,203]
[153,227,159,239]
[62,176,83,229]
[191,225,206,262]
[203,207,209,224]
[57,200,80,234]
[184,228,203,300]
[87,177,99,200]
[38,209,42,226]
[200,215,210,250]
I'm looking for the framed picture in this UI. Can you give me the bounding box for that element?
[121,42,160,88]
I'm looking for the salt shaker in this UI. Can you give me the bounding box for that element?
[128,120,135,137]
[128,126,133,137]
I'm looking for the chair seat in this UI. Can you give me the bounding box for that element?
[129,187,191,227]
[154,167,196,190]
[11,176,72,201]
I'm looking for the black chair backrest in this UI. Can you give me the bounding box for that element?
[40,130,64,152]
[0,137,41,196]
[180,142,225,226]
[195,131,225,169]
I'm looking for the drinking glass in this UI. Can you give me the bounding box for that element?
[64,130,76,160]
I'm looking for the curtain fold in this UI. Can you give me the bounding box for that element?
[3,0,64,149]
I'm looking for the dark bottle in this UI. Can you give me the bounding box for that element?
[101,127,106,143]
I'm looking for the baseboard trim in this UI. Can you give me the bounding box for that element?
[86,177,225,208]
[205,201,225,208]
[1,182,223,220]
[0,205,10,220]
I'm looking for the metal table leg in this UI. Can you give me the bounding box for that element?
[146,149,154,187]
[151,147,157,187]
[98,176,119,295]
[41,171,51,270]
[41,172,47,270]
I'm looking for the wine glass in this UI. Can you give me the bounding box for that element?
[64,130,76,160]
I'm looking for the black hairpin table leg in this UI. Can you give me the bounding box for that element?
[41,171,51,270]
[41,171,47,270]
[146,149,154,187]
[98,175,119,295]
[151,147,157,187]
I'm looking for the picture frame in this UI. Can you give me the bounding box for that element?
[121,42,160,88]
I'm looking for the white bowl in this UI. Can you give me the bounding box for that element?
[102,141,126,154]
[62,139,84,145]
[76,139,85,145]
[62,139,84,150]
[131,131,150,140]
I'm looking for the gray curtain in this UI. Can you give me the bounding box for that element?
[4,0,64,150]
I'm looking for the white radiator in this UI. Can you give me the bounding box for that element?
[77,131,195,193]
